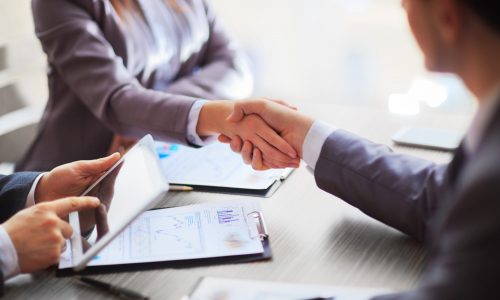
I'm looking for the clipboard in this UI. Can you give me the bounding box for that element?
[56,203,272,277]
[157,142,295,198]
[181,168,294,198]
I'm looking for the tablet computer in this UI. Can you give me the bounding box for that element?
[68,134,169,271]
[392,127,462,152]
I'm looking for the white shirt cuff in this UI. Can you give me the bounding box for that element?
[25,173,46,207]
[302,120,337,171]
[0,226,20,279]
[187,100,217,146]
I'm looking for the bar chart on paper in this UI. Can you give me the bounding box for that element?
[58,200,266,269]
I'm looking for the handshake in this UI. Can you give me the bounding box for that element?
[197,98,314,171]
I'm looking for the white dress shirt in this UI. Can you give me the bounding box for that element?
[302,121,337,171]
[186,100,218,146]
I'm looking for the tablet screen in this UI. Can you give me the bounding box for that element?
[71,135,168,268]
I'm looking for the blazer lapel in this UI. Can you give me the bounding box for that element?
[446,142,467,188]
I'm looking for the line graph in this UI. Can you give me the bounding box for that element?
[129,212,203,258]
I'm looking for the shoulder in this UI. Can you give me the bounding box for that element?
[31,0,109,26]
[447,138,500,220]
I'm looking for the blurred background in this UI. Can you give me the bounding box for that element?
[0,0,475,169]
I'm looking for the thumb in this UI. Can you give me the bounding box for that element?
[266,98,298,111]
[48,197,100,218]
[227,100,266,123]
[77,152,121,176]
[226,101,247,123]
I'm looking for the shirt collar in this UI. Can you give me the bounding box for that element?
[464,84,500,156]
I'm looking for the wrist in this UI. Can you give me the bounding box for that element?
[292,113,314,158]
[196,101,234,136]
[34,174,49,203]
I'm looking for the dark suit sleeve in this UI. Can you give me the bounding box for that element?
[0,172,40,224]
[314,130,448,242]
[372,166,500,300]
[0,267,3,297]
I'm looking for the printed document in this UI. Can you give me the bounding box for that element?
[187,277,392,300]
[59,199,264,269]
[157,142,292,190]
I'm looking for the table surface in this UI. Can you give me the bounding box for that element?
[4,104,473,300]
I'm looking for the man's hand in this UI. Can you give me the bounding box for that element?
[197,100,300,168]
[220,99,314,170]
[2,197,100,273]
[35,153,121,203]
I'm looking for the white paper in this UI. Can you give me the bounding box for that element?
[59,200,264,269]
[188,277,393,300]
[156,142,292,190]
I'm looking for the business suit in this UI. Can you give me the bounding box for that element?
[0,172,39,295]
[17,0,252,172]
[314,100,500,299]
[0,173,39,223]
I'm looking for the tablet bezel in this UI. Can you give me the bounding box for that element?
[68,134,169,271]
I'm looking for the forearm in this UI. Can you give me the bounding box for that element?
[162,56,253,101]
[0,173,40,223]
[196,101,234,137]
[314,130,447,241]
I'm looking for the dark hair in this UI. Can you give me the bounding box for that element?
[459,1,500,33]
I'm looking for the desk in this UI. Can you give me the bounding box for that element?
[4,105,472,299]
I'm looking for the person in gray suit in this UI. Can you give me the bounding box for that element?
[0,154,120,295]
[17,0,299,172]
[220,0,500,299]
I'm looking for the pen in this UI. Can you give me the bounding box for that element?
[78,277,149,300]
[169,185,194,192]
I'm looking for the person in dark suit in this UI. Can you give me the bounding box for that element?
[0,154,120,295]
[221,0,500,299]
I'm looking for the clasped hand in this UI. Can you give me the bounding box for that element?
[216,98,314,170]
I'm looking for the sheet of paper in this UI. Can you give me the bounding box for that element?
[188,277,393,300]
[156,142,292,190]
[59,199,264,269]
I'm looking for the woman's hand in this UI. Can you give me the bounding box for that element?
[197,100,300,168]
[218,98,314,170]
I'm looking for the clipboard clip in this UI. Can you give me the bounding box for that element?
[247,211,269,241]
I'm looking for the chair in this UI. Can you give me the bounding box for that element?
[0,44,44,173]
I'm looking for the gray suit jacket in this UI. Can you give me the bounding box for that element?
[17,0,252,172]
[315,104,500,299]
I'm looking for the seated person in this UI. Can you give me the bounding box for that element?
[17,0,299,172]
[222,0,500,298]
[0,154,120,295]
